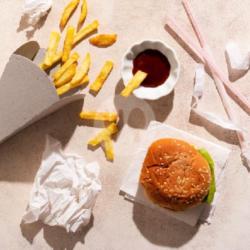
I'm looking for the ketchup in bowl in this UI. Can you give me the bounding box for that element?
[132,49,171,88]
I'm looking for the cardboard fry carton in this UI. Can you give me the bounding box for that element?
[0,41,84,143]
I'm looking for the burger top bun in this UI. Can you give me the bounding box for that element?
[140,138,211,211]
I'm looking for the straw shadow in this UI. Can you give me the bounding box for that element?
[17,10,50,40]
[132,188,199,247]
[20,215,94,249]
[114,79,174,130]
[0,99,84,183]
[189,108,238,145]
[225,52,248,82]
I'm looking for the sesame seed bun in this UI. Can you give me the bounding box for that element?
[140,138,211,211]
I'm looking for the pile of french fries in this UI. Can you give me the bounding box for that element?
[38,0,122,161]
[40,0,117,97]
[39,0,148,161]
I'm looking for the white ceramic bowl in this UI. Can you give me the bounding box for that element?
[121,40,180,100]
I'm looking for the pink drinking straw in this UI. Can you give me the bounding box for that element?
[184,0,249,166]
[165,18,250,115]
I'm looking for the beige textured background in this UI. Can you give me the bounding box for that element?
[0,0,250,249]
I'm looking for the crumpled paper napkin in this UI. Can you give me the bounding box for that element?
[191,64,244,132]
[23,0,53,25]
[226,42,250,71]
[22,135,101,233]
[120,121,231,226]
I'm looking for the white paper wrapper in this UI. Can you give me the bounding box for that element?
[23,0,53,25]
[22,135,101,233]
[120,121,231,226]
[226,42,250,71]
[191,64,244,132]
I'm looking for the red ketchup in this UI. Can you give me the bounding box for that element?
[132,49,171,88]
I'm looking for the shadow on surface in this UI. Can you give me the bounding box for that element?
[114,79,174,130]
[132,187,199,248]
[225,52,248,82]
[20,216,94,250]
[17,11,50,40]
[0,99,84,183]
[189,108,238,145]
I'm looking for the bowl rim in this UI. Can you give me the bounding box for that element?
[121,39,180,100]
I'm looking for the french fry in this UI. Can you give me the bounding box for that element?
[54,63,77,87]
[88,123,118,147]
[57,75,89,96]
[60,0,80,29]
[78,0,87,27]
[53,52,79,81]
[62,26,75,62]
[40,51,62,70]
[73,20,99,45]
[79,111,118,122]
[71,74,89,88]
[71,52,91,85]
[89,34,117,47]
[120,70,148,97]
[43,31,61,67]
[89,60,113,92]
[103,137,114,161]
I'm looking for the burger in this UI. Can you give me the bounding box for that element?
[140,138,216,211]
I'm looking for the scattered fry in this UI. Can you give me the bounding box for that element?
[40,51,62,70]
[62,26,75,62]
[78,0,87,27]
[43,31,61,67]
[103,137,114,161]
[120,70,148,97]
[88,123,118,147]
[57,75,89,96]
[89,34,117,47]
[73,20,99,45]
[60,0,80,29]
[89,60,113,93]
[79,111,118,122]
[54,63,77,87]
[71,52,91,85]
[53,52,79,81]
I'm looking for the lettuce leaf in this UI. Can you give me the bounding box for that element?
[198,148,216,204]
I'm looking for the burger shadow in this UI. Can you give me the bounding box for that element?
[0,99,84,183]
[114,79,174,130]
[131,186,199,248]
[20,215,94,250]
